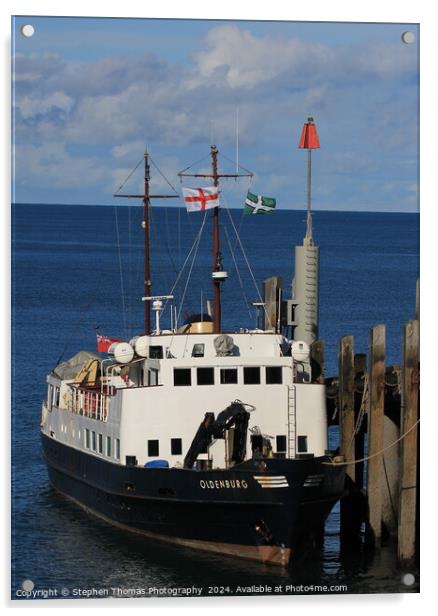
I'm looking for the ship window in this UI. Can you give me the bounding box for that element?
[148,440,159,457]
[55,387,60,407]
[192,343,205,357]
[91,431,97,451]
[115,438,120,460]
[220,368,238,384]
[171,438,182,455]
[266,366,283,384]
[149,345,163,359]
[106,436,111,457]
[174,368,192,386]
[276,435,287,452]
[197,367,214,386]
[85,429,90,449]
[297,436,308,453]
[244,367,260,384]
[98,433,103,454]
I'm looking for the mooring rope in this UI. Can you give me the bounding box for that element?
[345,372,369,456]
[323,418,420,466]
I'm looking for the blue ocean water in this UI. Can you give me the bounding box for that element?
[11,204,419,598]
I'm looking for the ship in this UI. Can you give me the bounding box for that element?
[40,117,346,567]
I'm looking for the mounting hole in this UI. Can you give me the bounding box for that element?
[20,24,35,38]
[401,31,415,44]
[21,579,35,591]
[402,573,415,586]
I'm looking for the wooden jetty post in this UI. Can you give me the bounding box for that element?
[339,336,361,547]
[339,336,355,480]
[354,353,367,491]
[310,340,325,384]
[263,276,282,331]
[398,319,419,566]
[366,324,386,548]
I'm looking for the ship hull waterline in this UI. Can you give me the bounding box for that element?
[41,433,345,567]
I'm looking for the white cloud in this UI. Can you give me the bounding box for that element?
[18,91,75,120]
[14,142,109,190]
[11,23,419,211]
[191,24,416,89]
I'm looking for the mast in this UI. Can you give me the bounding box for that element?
[114,150,178,335]
[143,151,151,334]
[211,146,221,333]
[178,145,253,334]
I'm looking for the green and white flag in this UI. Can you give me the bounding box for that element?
[244,191,276,215]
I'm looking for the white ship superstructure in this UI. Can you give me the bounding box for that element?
[42,331,328,470]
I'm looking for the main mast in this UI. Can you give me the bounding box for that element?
[179,145,253,334]
[211,145,221,333]
[114,150,178,335]
[143,151,151,334]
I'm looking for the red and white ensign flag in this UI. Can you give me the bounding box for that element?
[182,187,220,212]
[96,334,122,353]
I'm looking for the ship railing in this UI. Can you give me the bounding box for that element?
[68,386,112,422]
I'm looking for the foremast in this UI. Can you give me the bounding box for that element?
[114,150,178,335]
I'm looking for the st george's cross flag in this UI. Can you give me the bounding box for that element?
[182,187,220,212]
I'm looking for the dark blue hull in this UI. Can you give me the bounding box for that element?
[41,432,345,565]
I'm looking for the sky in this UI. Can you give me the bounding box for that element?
[11,16,419,212]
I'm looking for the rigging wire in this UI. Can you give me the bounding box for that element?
[114,205,128,341]
[149,155,180,195]
[176,211,208,325]
[223,224,254,320]
[127,204,133,337]
[219,150,254,178]
[113,157,144,195]
[177,152,212,177]
[149,202,172,295]
[221,192,266,317]
[161,211,209,318]
[221,190,285,352]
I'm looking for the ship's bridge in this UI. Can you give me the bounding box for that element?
[130,330,291,360]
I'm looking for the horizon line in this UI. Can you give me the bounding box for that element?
[11,202,419,214]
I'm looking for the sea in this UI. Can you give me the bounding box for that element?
[11,203,420,599]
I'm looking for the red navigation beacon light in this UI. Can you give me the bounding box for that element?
[298,116,320,149]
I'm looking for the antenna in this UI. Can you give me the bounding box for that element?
[236,106,239,174]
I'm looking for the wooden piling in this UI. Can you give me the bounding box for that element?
[263,276,282,331]
[354,353,367,490]
[310,340,325,384]
[339,336,355,481]
[366,324,386,548]
[339,336,362,549]
[415,279,420,321]
[398,319,419,566]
